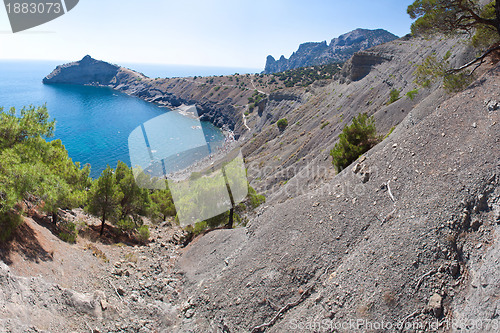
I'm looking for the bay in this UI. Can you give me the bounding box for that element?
[0,60,255,178]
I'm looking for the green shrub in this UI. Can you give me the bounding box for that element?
[406,89,419,101]
[195,221,208,234]
[388,89,400,104]
[320,121,330,129]
[58,231,77,244]
[58,222,78,244]
[0,212,23,243]
[185,211,242,236]
[205,212,231,229]
[116,217,136,233]
[248,185,265,209]
[277,118,288,131]
[137,225,150,243]
[330,113,380,172]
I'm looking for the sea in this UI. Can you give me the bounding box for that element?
[0,60,260,178]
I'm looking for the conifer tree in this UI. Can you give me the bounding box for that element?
[408,0,500,83]
[330,113,379,172]
[87,165,123,236]
[115,161,150,223]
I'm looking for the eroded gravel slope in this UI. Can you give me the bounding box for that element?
[174,62,500,332]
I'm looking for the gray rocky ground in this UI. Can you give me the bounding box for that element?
[173,62,500,332]
[2,32,499,332]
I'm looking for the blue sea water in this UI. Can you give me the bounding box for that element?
[0,60,253,178]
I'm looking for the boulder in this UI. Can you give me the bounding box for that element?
[428,293,443,317]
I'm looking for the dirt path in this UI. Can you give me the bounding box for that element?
[242,110,251,131]
[251,78,268,95]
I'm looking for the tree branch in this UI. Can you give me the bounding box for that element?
[456,2,493,27]
[251,285,314,333]
[414,268,437,292]
[468,58,485,76]
[447,45,500,73]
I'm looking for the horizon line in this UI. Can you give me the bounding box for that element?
[0,57,263,70]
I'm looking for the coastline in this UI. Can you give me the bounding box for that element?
[160,129,238,182]
[171,104,200,120]
[42,56,262,140]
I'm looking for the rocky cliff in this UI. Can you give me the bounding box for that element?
[340,50,394,81]
[263,28,398,73]
[43,55,120,85]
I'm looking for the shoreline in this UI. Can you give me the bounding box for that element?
[162,129,238,182]
[170,104,200,120]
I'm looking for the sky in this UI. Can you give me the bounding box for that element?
[0,0,415,70]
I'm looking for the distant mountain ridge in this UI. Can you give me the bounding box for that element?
[263,28,398,73]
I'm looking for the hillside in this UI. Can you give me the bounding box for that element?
[242,34,479,201]
[169,34,500,331]
[1,29,499,332]
[43,55,347,139]
[175,61,499,331]
[263,28,398,74]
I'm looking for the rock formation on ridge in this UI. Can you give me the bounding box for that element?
[263,28,398,74]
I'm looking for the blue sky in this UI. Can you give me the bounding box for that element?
[0,0,414,70]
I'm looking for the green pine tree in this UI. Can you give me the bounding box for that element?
[86,165,123,236]
[330,113,379,173]
[408,1,500,91]
[0,105,90,241]
[115,161,150,223]
[150,182,176,221]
